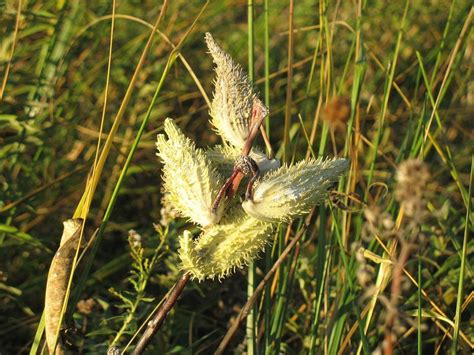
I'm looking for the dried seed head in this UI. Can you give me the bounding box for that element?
[206,32,265,148]
[178,210,274,281]
[156,118,224,227]
[159,191,181,226]
[357,263,375,288]
[128,229,142,248]
[77,298,97,315]
[395,159,430,217]
[322,96,351,131]
[242,158,350,222]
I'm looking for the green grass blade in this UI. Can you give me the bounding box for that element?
[246,1,257,353]
[450,155,472,353]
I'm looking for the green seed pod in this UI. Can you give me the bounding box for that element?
[156,118,224,227]
[242,158,349,222]
[178,210,274,281]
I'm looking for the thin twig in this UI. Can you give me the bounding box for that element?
[0,0,22,100]
[283,0,295,161]
[384,241,413,355]
[131,272,191,355]
[215,210,315,354]
[260,125,274,159]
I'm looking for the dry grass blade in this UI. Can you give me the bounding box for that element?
[74,0,169,219]
[0,0,22,100]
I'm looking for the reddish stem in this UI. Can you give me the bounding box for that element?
[212,99,268,211]
[132,273,191,355]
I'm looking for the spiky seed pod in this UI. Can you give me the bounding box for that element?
[206,32,265,148]
[206,145,280,176]
[242,158,350,222]
[178,210,274,281]
[45,218,83,355]
[156,118,224,227]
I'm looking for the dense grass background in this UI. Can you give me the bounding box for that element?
[1,0,472,353]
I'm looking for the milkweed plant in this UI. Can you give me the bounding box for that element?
[156,33,349,281]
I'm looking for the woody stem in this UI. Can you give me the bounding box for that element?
[132,272,190,355]
[211,100,268,211]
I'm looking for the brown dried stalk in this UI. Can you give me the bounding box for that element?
[212,99,268,211]
[383,241,413,355]
[131,272,191,355]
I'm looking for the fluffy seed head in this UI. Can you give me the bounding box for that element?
[178,210,274,281]
[156,118,224,227]
[242,158,350,222]
[322,96,351,131]
[395,159,430,217]
[206,32,260,148]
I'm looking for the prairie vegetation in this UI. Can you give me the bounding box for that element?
[1,1,472,353]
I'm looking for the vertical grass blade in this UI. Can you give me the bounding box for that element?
[418,257,422,354]
[283,0,294,162]
[450,156,472,353]
[366,0,409,189]
[247,1,257,353]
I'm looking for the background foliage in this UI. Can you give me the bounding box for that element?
[1,0,472,353]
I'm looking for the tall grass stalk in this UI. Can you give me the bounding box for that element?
[451,156,472,353]
[246,1,257,353]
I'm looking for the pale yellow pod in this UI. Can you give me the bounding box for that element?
[156,118,224,227]
[178,210,274,281]
[242,158,349,222]
[45,218,83,355]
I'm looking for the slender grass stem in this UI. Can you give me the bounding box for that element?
[246,1,257,354]
[418,256,422,354]
[366,0,409,190]
[283,0,294,162]
[67,3,207,350]
[451,156,472,353]
[0,0,22,100]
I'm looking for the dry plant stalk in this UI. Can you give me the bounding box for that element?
[383,159,431,354]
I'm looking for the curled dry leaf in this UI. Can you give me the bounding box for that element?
[45,218,83,355]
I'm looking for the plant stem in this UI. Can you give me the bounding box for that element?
[247,1,256,353]
[283,0,294,162]
[132,272,191,355]
[451,156,472,353]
